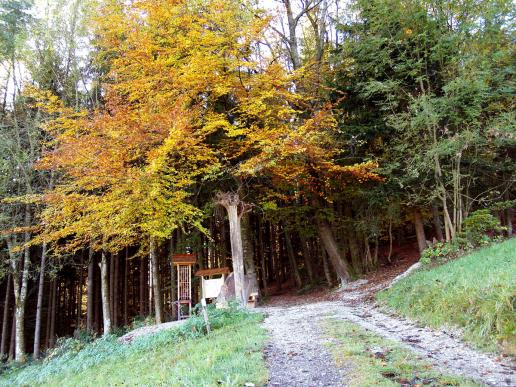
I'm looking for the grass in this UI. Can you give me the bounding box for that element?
[322,318,479,386]
[0,306,268,386]
[377,238,516,354]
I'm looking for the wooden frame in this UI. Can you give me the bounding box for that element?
[172,254,196,319]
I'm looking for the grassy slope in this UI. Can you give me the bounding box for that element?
[322,318,479,386]
[377,238,516,354]
[1,310,268,386]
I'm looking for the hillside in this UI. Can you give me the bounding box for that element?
[377,238,516,355]
[0,308,267,386]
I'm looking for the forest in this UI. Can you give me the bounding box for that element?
[0,0,514,366]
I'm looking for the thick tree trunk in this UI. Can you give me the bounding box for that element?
[86,248,95,332]
[9,205,32,362]
[100,251,112,335]
[150,237,163,324]
[1,275,12,359]
[413,209,427,254]
[316,218,350,284]
[241,213,259,296]
[215,192,247,305]
[284,226,302,288]
[33,242,47,359]
[227,205,245,304]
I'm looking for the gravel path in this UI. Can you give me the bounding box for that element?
[261,303,345,386]
[260,299,515,387]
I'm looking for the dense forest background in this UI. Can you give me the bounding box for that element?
[0,0,513,363]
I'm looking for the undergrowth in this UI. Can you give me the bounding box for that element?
[0,304,268,386]
[378,238,516,355]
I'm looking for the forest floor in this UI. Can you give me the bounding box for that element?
[259,248,515,387]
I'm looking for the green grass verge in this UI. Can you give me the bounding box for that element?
[0,307,268,386]
[377,238,516,354]
[322,318,479,386]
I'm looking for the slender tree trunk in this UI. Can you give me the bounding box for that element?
[505,190,513,236]
[45,280,52,349]
[150,237,163,324]
[33,243,47,359]
[109,253,114,325]
[298,233,314,283]
[113,253,118,327]
[413,209,427,254]
[1,275,12,359]
[9,313,15,360]
[284,226,302,288]
[100,252,112,335]
[94,273,100,333]
[258,218,267,294]
[48,280,56,348]
[77,249,84,328]
[124,248,128,326]
[271,224,281,290]
[139,256,145,316]
[86,248,94,332]
[322,251,332,287]
[387,220,393,263]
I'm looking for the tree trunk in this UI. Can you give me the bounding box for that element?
[505,190,513,236]
[1,275,12,359]
[215,192,246,305]
[150,237,163,324]
[139,256,146,316]
[109,253,114,325]
[86,248,95,332]
[322,251,332,287]
[124,248,128,326]
[284,226,302,288]
[298,233,314,284]
[227,205,245,304]
[77,249,84,328]
[431,202,444,241]
[33,242,47,359]
[316,218,350,284]
[413,209,427,254]
[258,218,267,294]
[113,253,119,327]
[9,313,15,360]
[9,205,32,362]
[241,213,259,296]
[100,251,112,335]
[48,280,56,348]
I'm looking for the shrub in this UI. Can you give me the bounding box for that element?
[460,209,505,246]
[420,209,505,265]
